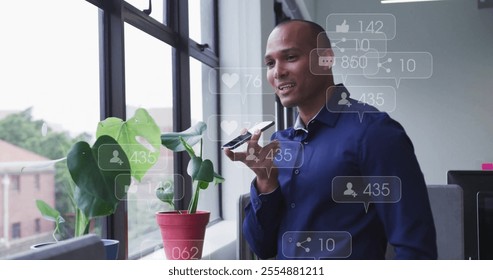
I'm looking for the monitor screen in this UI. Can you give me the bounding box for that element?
[447,170,493,260]
[477,192,493,260]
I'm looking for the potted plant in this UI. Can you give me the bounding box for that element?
[155,121,224,260]
[36,108,161,259]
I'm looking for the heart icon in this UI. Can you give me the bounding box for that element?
[221,73,239,89]
[220,120,238,135]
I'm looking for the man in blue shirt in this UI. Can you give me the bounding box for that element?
[224,20,437,259]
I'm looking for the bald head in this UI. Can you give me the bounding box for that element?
[264,19,335,116]
[272,20,331,49]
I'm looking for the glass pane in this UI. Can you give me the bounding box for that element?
[188,0,202,43]
[190,58,220,221]
[125,0,166,25]
[124,23,174,258]
[189,0,215,51]
[0,1,99,257]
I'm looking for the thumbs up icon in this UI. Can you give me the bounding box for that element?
[336,20,349,33]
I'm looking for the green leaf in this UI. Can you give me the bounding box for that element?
[36,200,65,224]
[97,108,161,181]
[196,159,214,183]
[36,200,65,241]
[197,180,210,190]
[67,135,131,219]
[187,157,201,181]
[161,122,206,152]
[187,157,214,184]
[179,136,197,158]
[155,181,174,206]
[213,172,225,185]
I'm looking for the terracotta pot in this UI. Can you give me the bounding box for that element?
[155,210,210,260]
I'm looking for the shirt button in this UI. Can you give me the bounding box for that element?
[303,141,308,145]
[294,169,300,175]
[291,203,296,208]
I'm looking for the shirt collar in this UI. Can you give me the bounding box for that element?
[293,83,347,132]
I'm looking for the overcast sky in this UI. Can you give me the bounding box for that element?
[0,0,201,137]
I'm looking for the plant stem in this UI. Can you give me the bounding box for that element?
[74,208,89,237]
[200,138,203,159]
[188,181,200,214]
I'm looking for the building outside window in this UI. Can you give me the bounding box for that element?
[11,223,21,239]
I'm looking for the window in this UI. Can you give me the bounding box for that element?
[190,57,220,219]
[124,22,175,257]
[35,219,41,234]
[12,223,21,239]
[0,0,99,257]
[126,0,166,24]
[10,175,20,192]
[87,0,220,259]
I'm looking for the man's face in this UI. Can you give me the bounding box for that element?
[264,22,330,109]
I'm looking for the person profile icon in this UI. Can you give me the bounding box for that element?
[343,182,357,197]
[246,147,259,163]
[338,92,351,107]
[110,150,123,165]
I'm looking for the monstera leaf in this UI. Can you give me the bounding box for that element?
[96,108,161,181]
[187,157,214,187]
[67,135,131,219]
[159,121,225,214]
[156,180,174,206]
[161,121,207,152]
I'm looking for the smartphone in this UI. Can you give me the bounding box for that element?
[221,121,275,150]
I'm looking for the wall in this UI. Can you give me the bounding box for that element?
[306,0,493,184]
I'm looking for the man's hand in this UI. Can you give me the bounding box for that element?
[224,129,279,194]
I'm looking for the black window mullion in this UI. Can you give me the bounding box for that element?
[170,0,192,211]
[86,0,103,9]
[98,0,127,260]
[189,39,219,68]
[211,0,223,220]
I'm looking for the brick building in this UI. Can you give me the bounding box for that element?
[0,139,56,256]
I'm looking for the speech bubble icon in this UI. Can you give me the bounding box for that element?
[231,140,304,179]
[326,13,396,40]
[209,67,273,102]
[324,31,388,57]
[220,120,238,135]
[326,85,396,122]
[207,114,275,142]
[282,231,352,259]
[115,172,184,202]
[335,20,349,33]
[98,143,166,172]
[137,238,211,260]
[319,56,333,67]
[310,48,380,84]
[363,52,433,88]
[221,73,239,89]
[332,176,402,212]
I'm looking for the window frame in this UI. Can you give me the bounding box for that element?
[86,0,220,259]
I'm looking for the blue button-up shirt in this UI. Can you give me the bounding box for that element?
[243,84,437,259]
